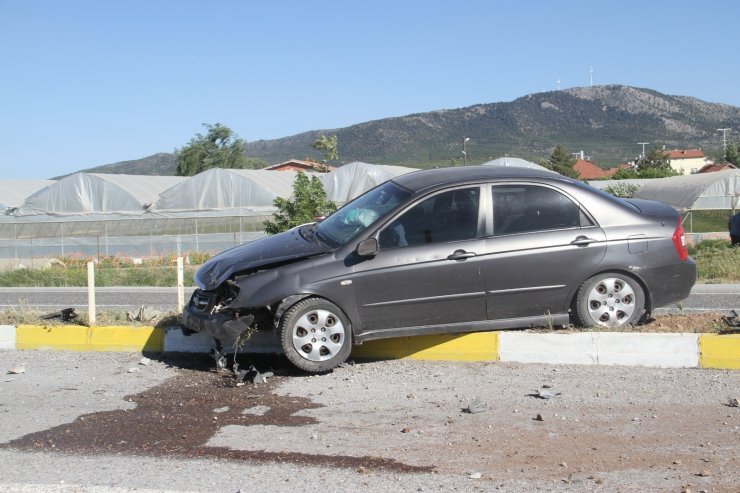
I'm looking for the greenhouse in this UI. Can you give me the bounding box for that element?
[1,163,737,265]
[588,170,740,211]
[0,164,418,264]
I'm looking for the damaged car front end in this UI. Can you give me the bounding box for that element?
[182,226,333,347]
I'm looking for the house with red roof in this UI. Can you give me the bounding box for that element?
[264,159,335,173]
[697,162,737,173]
[664,149,706,175]
[573,158,633,180]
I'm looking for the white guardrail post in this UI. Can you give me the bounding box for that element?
[87,261,96,325]
[177,256,185,313]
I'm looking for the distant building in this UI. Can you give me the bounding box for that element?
[573,159,612,180]
[264,159,335,173]
[664,149,706,175]
[697,162,737,173]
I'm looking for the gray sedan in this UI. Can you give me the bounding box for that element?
[184,166,696,372]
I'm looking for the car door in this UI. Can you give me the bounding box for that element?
[483,184,607,320]
[350,186,487,332]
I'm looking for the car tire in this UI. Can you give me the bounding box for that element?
[279,297,352,373]
[574,273,646,327]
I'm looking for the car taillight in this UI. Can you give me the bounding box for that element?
[672,218,689,261]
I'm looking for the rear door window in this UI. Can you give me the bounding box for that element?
[492,185,589,236]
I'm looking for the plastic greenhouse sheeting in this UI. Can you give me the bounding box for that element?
[633,170,740,210]
[319,161,418,203]
[0,179,56,210]
[587,171,739,210]
[154,168,311,211]
[14,173,185,216]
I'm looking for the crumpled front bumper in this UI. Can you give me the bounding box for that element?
[181,293,255,341]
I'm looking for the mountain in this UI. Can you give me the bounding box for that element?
[63,152,177,178]
[85,85,740,175]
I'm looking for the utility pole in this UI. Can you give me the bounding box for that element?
[589,66,594,86]
[717,128,731,161]
[637,142,650,159]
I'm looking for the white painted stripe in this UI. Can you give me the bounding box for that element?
[595,333,699,368]
[0,325,16,350]
[499,332,598,365]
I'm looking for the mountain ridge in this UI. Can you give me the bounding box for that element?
[79,85,740,176]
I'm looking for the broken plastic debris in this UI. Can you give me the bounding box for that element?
[7,366,25,375]
[529,389,561,399]
[139,357,151,366]
[465,397,488,414]
[235,365,273,384]
[40,307,78,321]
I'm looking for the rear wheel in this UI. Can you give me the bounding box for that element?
[574,273,646,327]
[279,297,352,373]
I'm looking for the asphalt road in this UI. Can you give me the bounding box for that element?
[0,284,737,315]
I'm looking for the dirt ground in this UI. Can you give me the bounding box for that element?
[2,348,738,492]
[573,311,734,333]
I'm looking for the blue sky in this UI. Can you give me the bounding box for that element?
[1,0,739,179]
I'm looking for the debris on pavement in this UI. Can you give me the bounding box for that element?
[7,366,26,375]
[40,307,78,321]
[139,357,152,366]
[234,364,274,384]
[464,397,488,414]
[721,309,740,332]
[530,388,561,399]
[534,413,545,421]
[726,397,739,408]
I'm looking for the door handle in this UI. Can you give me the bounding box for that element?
[571,236,598,247]
[448,249,476,260]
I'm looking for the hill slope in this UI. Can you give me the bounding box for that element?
[86,85,740,175]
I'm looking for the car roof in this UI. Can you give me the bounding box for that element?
[392,165,569,193]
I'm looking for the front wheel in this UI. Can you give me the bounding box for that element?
[573,273,646,327]
[279,297,352,373]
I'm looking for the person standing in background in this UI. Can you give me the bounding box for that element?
[729,211,740,246]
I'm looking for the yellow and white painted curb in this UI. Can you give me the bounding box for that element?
[1,324,738,370]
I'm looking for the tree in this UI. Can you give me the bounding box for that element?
[544,145,578,178]
[175,123,265,176]
[636,145,672,172]
[263,172,337,234]
[725,142,739,166]
[611,168,640,180]
[312,134,339,166]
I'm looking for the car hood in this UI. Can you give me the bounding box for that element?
[194,227,330,290]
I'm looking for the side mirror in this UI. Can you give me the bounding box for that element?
[356,238,378,257]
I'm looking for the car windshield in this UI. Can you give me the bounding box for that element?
[316,181,412,246]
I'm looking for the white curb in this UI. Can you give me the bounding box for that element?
[595,333,699,367]
[499,332,598,365]
[0,325,16,350]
